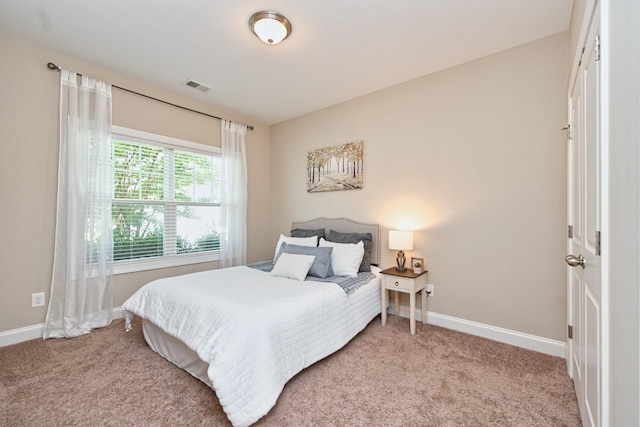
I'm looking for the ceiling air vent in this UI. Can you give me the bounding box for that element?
[185,79,212,93]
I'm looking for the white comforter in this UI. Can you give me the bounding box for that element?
[122,265,381,427]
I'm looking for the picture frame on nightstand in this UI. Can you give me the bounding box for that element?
[411,257,424,274]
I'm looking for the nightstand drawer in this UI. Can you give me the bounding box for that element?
[384,275,414,291]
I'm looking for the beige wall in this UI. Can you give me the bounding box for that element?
[0,36,271,332]
[270,32,569,341]
[0,31,569,343]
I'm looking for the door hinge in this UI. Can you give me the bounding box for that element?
[596,231,601,256]
[595,34,601,61]
[568,325,574,339]
[568,225,573,239]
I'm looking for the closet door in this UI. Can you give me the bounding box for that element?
[567,7,602,427]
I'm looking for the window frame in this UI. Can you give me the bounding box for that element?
[111,125,221,275]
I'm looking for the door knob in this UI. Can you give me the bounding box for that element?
[565,254,585,268]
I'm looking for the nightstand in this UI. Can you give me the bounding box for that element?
[380,267,428,334]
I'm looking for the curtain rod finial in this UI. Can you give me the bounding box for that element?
[47,62,59,70]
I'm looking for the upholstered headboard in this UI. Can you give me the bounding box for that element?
[291,217,381,266]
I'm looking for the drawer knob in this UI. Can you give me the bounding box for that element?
[395,281,399,286]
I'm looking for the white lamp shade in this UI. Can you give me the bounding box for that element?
[389,230,414,251]
[254,18,287,44]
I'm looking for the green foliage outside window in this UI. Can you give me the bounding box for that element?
[112,139,220,261]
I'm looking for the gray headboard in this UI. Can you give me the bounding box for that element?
[291,217,381,266]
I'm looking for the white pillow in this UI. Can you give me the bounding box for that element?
[270,252,316,281]
[319,238,364,277]
[273,234,318,262]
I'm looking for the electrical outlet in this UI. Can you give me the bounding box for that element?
[32,292,45,307]
[426,284,434,297]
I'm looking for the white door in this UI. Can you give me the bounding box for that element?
[567,9,602,427]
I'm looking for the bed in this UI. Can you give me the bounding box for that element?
[121,218,382,427]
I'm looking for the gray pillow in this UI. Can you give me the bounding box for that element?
[290,228,325,245]
[328,230,373,272]
[276,243,334,278]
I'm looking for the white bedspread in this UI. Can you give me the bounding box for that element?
[122,265,381,427]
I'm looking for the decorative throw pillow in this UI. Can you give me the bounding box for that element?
[272,234,318,262]
[276,243,334,278]
[328,230,373,272]
[290,228,326,245]
[270,253,316,281]
[319,238,364,277]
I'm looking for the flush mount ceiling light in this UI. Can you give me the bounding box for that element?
[249,10,292,45]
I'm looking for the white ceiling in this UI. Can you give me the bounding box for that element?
[0,1,573,125]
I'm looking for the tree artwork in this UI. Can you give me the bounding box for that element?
[306,141,364,192]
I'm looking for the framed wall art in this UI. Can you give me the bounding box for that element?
[306,140,363,192]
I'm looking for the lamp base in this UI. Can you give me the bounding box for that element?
[395,250,407,271]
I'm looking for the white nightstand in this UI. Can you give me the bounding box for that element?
[380,267,428,334]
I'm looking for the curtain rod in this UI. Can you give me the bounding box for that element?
[46,62,254,131]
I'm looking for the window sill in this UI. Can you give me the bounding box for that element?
[113,252,219,275]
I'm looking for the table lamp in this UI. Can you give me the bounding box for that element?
[389,230,414,271]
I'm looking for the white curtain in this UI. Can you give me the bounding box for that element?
[44,70,114,339]
[220,120,248,267]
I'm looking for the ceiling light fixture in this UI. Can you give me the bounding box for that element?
[249,11,292,45]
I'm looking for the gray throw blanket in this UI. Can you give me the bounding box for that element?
[247,260,375,295]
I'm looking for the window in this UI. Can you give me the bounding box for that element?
[111,126,221,273]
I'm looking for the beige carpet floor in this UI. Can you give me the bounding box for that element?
[0,315,581,426]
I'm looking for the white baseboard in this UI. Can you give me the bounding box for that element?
[389,303,566,358]
[3,306,565,359]
[0,308,123,347]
